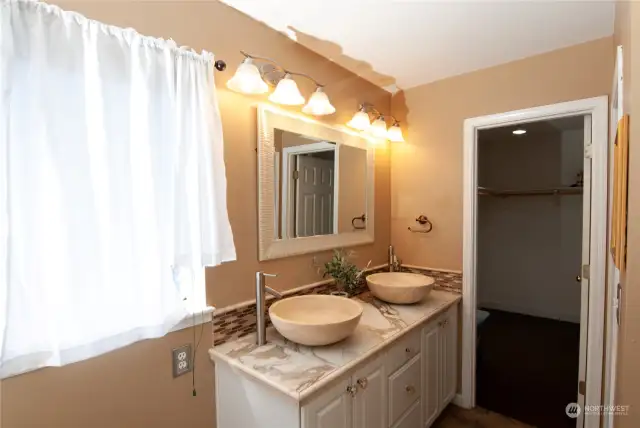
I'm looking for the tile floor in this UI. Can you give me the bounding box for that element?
[433,405,534,428]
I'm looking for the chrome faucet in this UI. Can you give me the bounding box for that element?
[388,245,402,272]
[256,271,283,346]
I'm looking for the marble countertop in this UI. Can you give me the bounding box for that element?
[209,290,461,401]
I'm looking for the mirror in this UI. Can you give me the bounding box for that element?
[274,130,368,239]
[258,105,375,260]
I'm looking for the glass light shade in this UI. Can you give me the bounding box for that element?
[369,117,388,139]
[387,124,405,142]
[347,111,371,131]
[226,59,269,94]
[269,75,305,105]
[302,88,336,116]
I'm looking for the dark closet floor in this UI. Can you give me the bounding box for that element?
[476,309,580,428]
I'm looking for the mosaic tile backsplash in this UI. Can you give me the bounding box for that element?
[212,265,462,345]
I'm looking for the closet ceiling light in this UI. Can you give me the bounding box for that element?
[226,58,269,94]
[513,129,527,135]
[370,116,388,139]
[269,74,306,106]
[302,87,336,116]
[347,110,372,131]
[387,122,405,142]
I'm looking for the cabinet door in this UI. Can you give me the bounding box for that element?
[422,320,440,427]
[353,355,387,428]
[302,379,353,428]
[439,307,458,408]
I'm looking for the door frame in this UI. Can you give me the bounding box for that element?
[460,96,609,428]
[603,45,624,428]
[281,141,338,239]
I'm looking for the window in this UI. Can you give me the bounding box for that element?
[0,0,235,379]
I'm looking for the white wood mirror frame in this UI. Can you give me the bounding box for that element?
[257,104,375,261]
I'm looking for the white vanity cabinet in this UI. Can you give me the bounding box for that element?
[213,297,460,428]
[302,305,458,428]
[302,378,353,428]
[422,304,458,426]
[302,355,387,428]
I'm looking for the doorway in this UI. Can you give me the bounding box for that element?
[461,97,609,428]
[281,141,337,238]
[475,115,587,428]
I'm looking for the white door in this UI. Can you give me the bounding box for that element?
[439,309,457,408]
[422,321,440,427]
[604,45,623,428]
[302,379,352,428]
[353,356,386,428]
[576,114,592,428]
[295,154,334,237]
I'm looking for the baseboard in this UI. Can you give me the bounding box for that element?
[452,393,470,409]
[479,300,580,324]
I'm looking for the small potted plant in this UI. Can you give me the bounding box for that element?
[322,249,371,297]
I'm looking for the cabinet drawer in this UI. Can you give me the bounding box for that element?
[391,400,420,428]
[388,354,421,425]
[386,330,420,376]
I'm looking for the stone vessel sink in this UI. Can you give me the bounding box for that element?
[269,295,363,346]
[366,272,435,304]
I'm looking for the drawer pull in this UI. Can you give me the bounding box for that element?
[357,378,368,390]
[405,347,413,354]
[346,385,358,397]
[405,385,415,394]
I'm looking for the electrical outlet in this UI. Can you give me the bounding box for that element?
[172,344,192,378]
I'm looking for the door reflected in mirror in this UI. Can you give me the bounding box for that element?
[274,129,368,240]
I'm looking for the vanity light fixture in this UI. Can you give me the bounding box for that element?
[227,51,335,116]
[387,120,405,143]
[347,106,373,131]
[370,115,389,139]
[226,57,269,94]
[302,87,336,116]
[513,129,527,135]
[348,103,406,142]
[269,74,305,105]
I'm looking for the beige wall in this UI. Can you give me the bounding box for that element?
[390,37,614,271]
[615,1,640,425]
[1,2,391,427]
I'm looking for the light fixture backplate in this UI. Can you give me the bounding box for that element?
[260,64,286,87]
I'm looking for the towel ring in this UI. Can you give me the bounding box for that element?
[408,215,433,233]
[352,214,366,230]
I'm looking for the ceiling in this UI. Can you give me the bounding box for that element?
[221,0,615,91]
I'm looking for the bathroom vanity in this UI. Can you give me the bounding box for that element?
[210,290,460,428]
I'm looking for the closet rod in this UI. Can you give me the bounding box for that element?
[478,186,583,197]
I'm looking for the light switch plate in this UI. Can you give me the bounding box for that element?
[172,344,192,378]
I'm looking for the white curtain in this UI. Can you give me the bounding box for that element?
[0,0,236,378]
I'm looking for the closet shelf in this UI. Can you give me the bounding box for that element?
[478,186,583,197]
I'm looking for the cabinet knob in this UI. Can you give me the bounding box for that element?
[405,385,415,394]
[405,347,413,354]
[346,384,358,397]
[357,378,368,390]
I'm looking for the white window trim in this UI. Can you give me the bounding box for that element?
[170,306,215,333]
